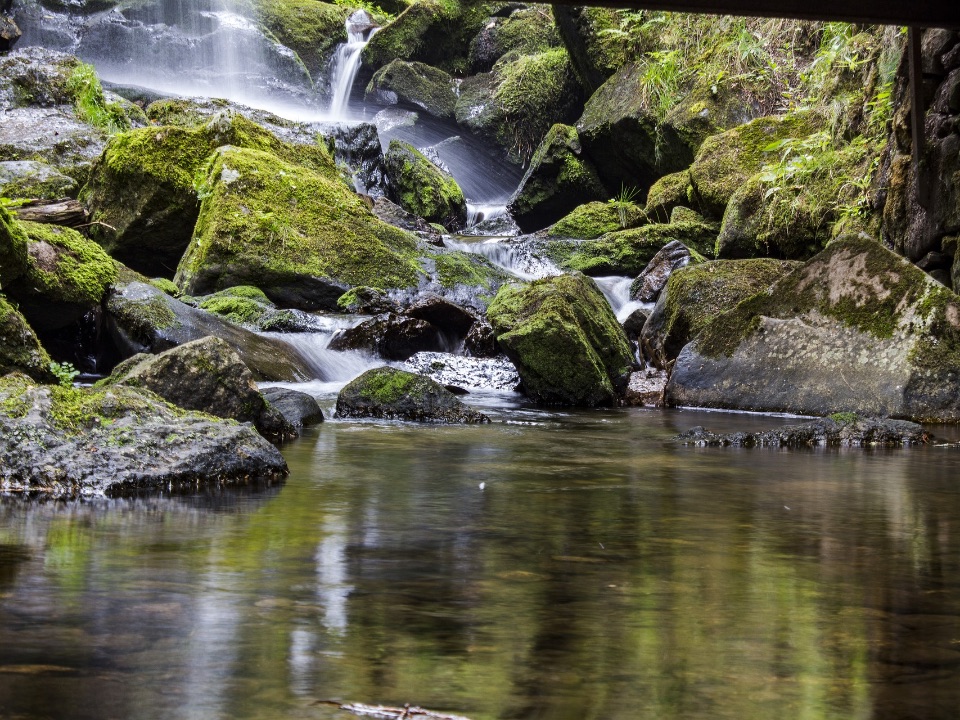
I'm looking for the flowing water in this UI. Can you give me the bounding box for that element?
[3,402,960,720]
[327,11,377,119]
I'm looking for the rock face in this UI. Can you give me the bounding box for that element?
[508,124,606,233]
[383,140,467,231]
[0,294,53,382]
[365,60,457,119]
[551,5,623,95]
[666,236,960,422]
[487,273,633,406]
[104,336,295,443]
[335,366,490,423]
[261,387,324,428]
[0,373,287,497]
[677,416,932,447]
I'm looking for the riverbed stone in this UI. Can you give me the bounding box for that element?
[336,366,490,423]
[328,313,444,361]
[383,140,466,231]
[487,272,633,406]
[677,415,932,447]
[0,294,53,382]
[103,336,295,443]
[405,294,477,337]
[365,60,457,119]
[261,386,324,427]
[0,372,287,497]
[666,236,960,422]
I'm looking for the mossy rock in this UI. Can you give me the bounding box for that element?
[640,258,798,366]
[0,293,54,382]
[468,6,562,74]
[0,205,29,287]
[508,124,605,233]
[255,0,350,77]
[176,145,423,309]
[548,200,645,240]
[335,366,489,423]
[551,5,626,95]
[0,161,79,201]
[81,112,337,277]
[196,286,319,332]
[487,272,633,406]
[687,112,815,218]
[666,236,960,421]
[560,219,719,276]
[144,98,219,127]
[4,221,117,332]
[365,60,457,119]
[383,140,466,231]
[644,170,694,224]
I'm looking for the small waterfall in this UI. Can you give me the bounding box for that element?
[328,10,377,119]
[262,317,378,388]
[593,276,650,323]
[444,237,559,281]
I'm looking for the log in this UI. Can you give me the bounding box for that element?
[13,199,89,228]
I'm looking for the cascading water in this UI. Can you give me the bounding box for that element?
[593,276,651,323]
[327,10,377,119]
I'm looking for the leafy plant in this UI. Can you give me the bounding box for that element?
[608,185,641,228]
[49,361,80,388]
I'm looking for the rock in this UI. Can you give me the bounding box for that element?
[196,286,325,333]
[644,170,694,223]
[665,236,960,422]
[369,196,443,240]
[468,6,561,73]
[254,0,349,77]
[3,220,117,332]
[405,294,477,337]
[336,286,402,315]
[623,367,667,407]
[365,60,457,119]
[0,373,287,497]
[551,5,624,95]
[319,121,387,197]
[261,387,324,428]
[104,280,317,382]
[621,308,648,341]
[0,14,20,52]
[335,366,490,423]
[640,258,796,367]
[175,144,423,308]
[0,294,54,382]
[0,160,77,200]
[463,318,498,357]
[676,416,932,447]
[0,106,106,183]
[548,200,645,240]
[328,313,444,361]
[383,140,466,231]
[0,205,29,287]
[630,240,695,302]
[404,351,519,391]
[104,336,295,442]
[508,124,606,233]
[487,273,633,406]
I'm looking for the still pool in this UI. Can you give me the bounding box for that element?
[2,396,960,720]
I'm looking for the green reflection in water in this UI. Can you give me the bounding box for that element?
[1,408,960,720]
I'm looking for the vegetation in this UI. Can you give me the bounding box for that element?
[65,62,133,134]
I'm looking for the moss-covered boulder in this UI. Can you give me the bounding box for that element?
[0,160,78,201]
[383,140,466,231]
[551,5,625,95]
[254,0,350,77]
[0,294,54,382]
[468,6,562,74]
[508,124,606,233]
[548,200,645,240]
[0,373,286,497]
[687,113,815,217]
[365,60,457,118]
[666,236,960,421]
[196,286,322,333]
[0,205,29,287]
[487,272,633,406]
[104,336,295,443]
[4,221,116,332]
[644,170,694,223]
[640,258,796,367]
[335,366,489,423]
[175,144,423,308]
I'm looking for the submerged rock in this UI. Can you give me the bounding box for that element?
[487,272,633,406]
[0,373,287,497]
[261,386,324,428]
[335,366,490,423]
[103,336,296,443]
[676,416,932,447]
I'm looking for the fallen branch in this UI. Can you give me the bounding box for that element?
[314,700,472,720]
[12,198,88,228]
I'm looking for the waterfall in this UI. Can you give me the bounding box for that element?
[262,317,379,389]
[444,237,560,281]
[593,276,650,323]
[328,10,377,119]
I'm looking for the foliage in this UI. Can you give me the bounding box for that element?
[49,361,79,388]
[66,63,130,135]
[608,185,642,229]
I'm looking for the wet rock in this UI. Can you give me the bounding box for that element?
[676,416,932,447]
[365,59,457,119]
[104,336,296,443]
[335,366,490,423]
[666,236,960,422]
[369,196,443,241]
[0,294,54,382]
[404,351,519,391]
[328,313,444,361]
[630,240,694,302]
[0,106,105,182]
[255,0,349,77]
[261,387,324,427]
[508,124,605,234]
[0,160,77,200]
[623,367,667,407]
[104,280,317,382]
[0,372,287,497]
[621,308,648,341]
[640,258,796,367]
[335,286,402,315]
[318,121,387,196]
[487,272,633,406]
[0,15,21,53]
[383,140,466,231]
[196,286,326,333]
[463,318,498,357]
[405,294,477,337]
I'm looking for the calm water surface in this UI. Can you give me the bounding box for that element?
[2,394,960,720]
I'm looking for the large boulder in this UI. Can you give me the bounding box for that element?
[468,6,562,74]
[383,140,466,231]
[548,200,645,240]
[508,124,606,233]
[640,258,796,367]
[0,294,53,382]
[104,280,317,382]
[175,144,423,307]
[0,372,287,497]
[487,272,633,406]
[196,286,324,333]
[551,5,625,95]
[103,336,295,443]
[335,366,490,423]
[666,236,960,421]
[254,0,350,77]
[261,387,324,428]
[365,60,457,119]
[328,313,443,361]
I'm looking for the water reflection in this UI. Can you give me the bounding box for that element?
[1,407,960,719]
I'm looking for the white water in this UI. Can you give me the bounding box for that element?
[594,276,651,323]
[444,237,560,281]
[264,318,379,390]
[328,11,377,119]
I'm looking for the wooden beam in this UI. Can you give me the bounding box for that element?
[908,27,930,208]
[548,0,960,29]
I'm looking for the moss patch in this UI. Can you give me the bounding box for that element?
[366,60,457,118]
[255,0,350,76]
[0,205,29,287]
[548,200,645,239]
[383,140,466,230]
[18,221,117,306]
[0,294,54,382]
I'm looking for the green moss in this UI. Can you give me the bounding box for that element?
[255,0,351,75]
[644,170,693,223]
[471,6,561,70]
[548,201,641,239]
[44,384,195,436]
[148,277,180,296]
[20,221,118,305]
[383,140,465,229]
[827,411,859,424]
[197,296,269,326]
[0,294,53,381]
[366,60,457,118]
[430,249,509,290]
[361,366,422,404]
[66,62,132,135]
[0,205,29,287]
[144,99,211,127]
